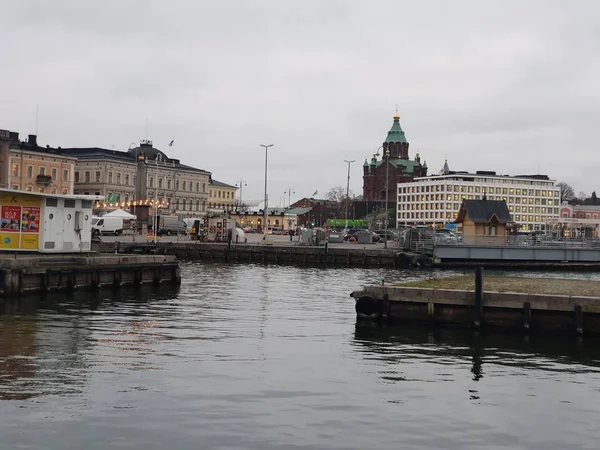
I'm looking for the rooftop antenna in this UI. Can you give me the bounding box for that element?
[145,118,148,141]
[35,104,39,136]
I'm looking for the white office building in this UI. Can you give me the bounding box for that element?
[397,170,561,231]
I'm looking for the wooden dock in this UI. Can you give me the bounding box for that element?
[0,254,180,298]
[351,269,600,335]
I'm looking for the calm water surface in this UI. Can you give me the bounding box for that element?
[1,263,600,449]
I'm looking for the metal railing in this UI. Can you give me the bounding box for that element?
[434,234,600,249]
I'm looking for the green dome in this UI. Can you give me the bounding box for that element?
[384,114,408,144]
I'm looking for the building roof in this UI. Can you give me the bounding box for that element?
[384,113,408,144]
[443,159,450,175]
[0,188,103,201]
[210,179,236,189]
[457,199,514,224]
[563,204,600,211]
[414,171,556,184]
[370,157,420,172]
[61,142,210,174]
[283,207,312,215]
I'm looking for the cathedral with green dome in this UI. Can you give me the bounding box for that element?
[362,111,428,202]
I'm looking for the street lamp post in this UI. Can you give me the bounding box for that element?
[384,148,390,249]
[154,159,159,244]
[344,159,355,229]
[260,144,274,236]
[235,179,247,211]
[284,187,295,208]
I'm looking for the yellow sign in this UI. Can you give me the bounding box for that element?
[0,193,42,251]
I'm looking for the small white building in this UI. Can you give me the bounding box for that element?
[0,189,103,253]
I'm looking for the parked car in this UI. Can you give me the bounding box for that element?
[374,230,399,242]
[434,229,462,244]
[268,227,282,235]
[344,229,379,243]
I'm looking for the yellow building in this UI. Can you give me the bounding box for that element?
[1,132,75,194]
[208,178,237,214]
[229,209,298,232]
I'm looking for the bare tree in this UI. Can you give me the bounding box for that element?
[556,182,575,202]
[325,186,352,203]
[577,191,588,202]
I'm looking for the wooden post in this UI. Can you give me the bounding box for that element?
[523,302,531,331]
[382,293,389,320]
[428,302,435,326]
[113,270,122,289]
[91,270,100,291]
[474,267,484,328]
[40,269,50,294]
[574,305,583,335]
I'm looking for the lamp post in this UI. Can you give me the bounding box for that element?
[260,144,274,236]
[284,187,295,208]
[384,148,390,249]
[344,159,355,229]
[153,159,159,244]
[235,179,247,211]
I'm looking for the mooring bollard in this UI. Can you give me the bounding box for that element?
[474,266,484,328]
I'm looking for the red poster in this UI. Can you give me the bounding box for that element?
[21,207,40,233]
[1,206,21,232]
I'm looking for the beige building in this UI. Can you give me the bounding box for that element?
[208,179,237,214]
[61,140,210,217]
[456,199,514,244]
[0,131,75,194]
[397,169,560,232]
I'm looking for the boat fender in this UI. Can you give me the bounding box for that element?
[419,255,432,268]
[355,295,381,318]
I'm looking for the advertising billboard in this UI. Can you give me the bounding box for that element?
[0,193,42,250]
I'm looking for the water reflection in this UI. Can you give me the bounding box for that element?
[0,284,180,401]
[353,322,600,383]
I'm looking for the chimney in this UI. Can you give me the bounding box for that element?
[28,134,37,146]
[0,130,10,189]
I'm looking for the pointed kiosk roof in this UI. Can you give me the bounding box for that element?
[384,110,408,144]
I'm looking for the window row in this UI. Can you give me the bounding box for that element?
[400,194,556,206]
[209,189,234,199]
[11,164,69,181]
[399,184,559,197]
[12,184,68,194]
[398,211,552,223]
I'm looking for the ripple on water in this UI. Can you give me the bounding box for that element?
[1,264,600,449]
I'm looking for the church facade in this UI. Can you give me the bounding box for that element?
[362,112,428,202]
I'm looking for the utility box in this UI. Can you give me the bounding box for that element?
[328,232,344,243]
[299,229,313,245]
[357,230,374,244]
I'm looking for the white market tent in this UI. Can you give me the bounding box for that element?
[104,208,137,220]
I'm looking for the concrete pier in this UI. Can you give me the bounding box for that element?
[0,254,180,298]
[351,285,600,335]
[98,241,427,268]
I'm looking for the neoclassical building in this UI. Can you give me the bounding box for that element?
[0,131,76,194]
[363,111,428,202]
[61,140,211,216]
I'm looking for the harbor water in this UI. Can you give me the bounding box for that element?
[1,263,600,449]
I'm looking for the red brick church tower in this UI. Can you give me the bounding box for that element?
[362,111,428,202]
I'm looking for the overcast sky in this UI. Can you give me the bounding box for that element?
[1,0,598,205]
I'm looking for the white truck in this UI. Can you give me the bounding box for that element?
[91,216,124,236]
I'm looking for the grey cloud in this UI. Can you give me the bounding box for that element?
[1,0,599,202]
